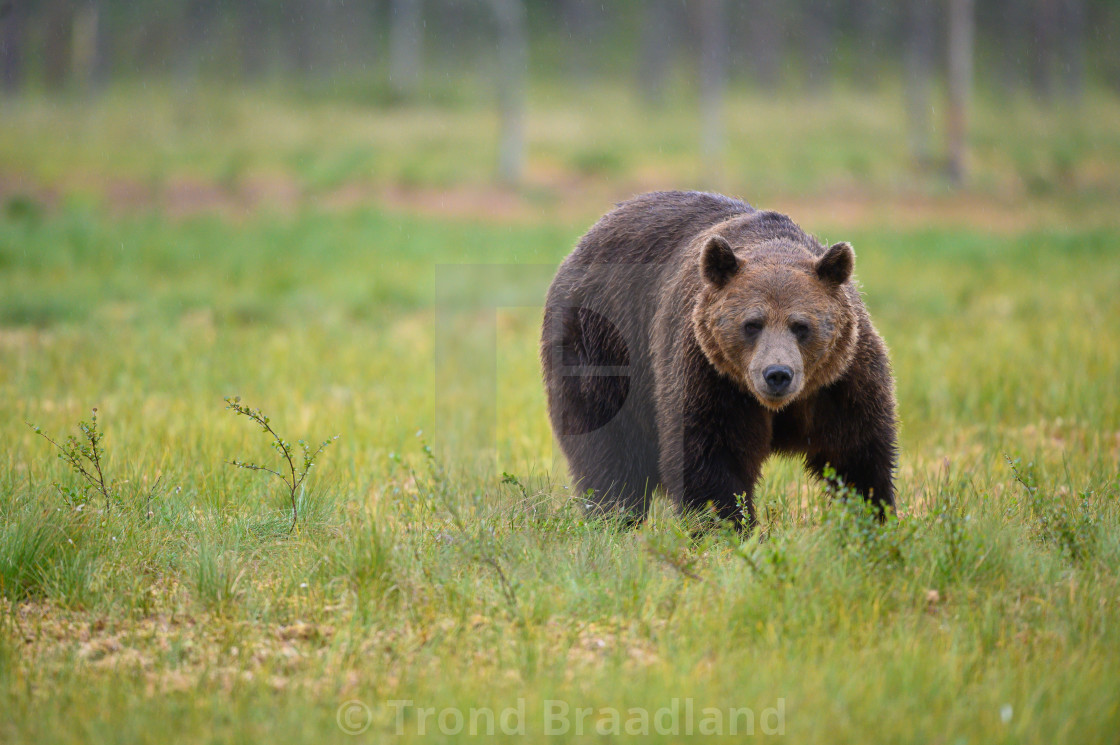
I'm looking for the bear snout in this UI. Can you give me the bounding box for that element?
[763,365,794,395]
[748,361,803,409]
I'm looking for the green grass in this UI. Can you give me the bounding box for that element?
[4,81,1120,206]
[1,84,1119,743]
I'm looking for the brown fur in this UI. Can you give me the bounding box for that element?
[541,191,897,524]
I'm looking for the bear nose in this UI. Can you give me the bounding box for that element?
[763,365,793,395]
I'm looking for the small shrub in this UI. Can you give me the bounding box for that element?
[406,434,521,616]
[1006,455,1098,563]
[821,466,914,570]
[735,532,799,588]
[28,408,116,511]
[28,408,163,518]
[646,526,704,583]
[569,147,625,177]
[929,490,983,584]
[4,194,44,222]
[225,397,338,534]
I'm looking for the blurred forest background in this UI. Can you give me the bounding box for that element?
[1,0,1117,200]
[2,1,1112,100]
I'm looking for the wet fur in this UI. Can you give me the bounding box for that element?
[541,191,897,524]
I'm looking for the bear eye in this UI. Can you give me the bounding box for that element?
[790,321,812,342]
[743,319,764,338]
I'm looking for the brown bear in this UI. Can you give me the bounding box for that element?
[541,190,896,524]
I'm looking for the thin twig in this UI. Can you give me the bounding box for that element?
[27,412,114,509]
[146,474,163,522]
[225,397,337,534]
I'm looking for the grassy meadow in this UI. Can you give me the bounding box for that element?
[1,84,1119,743]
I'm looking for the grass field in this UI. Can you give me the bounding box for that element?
[1,84,1119,743]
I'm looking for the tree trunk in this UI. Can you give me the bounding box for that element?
[744,0,784,90]
[698,0,727,173]
[993,0,1027,94]
[801,0,835,91]
[947,0,975,187]
[853,0,892,88]
[1057,0,1085,100]
[177,0,217,82]
[240,0,267,80]
[1099,3,1120,94]
[638,0,675,107]
[1031,0,1059,99]
[559,0,599,82]
[70,0,100,95]
[389,0,423,98]
[0,0,26,93]
[905,0,936,167]
[489,0,527,185]
[307,0,349,79]
[44,0,73,90]
[287,0,315,77]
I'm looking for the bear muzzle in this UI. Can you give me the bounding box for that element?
[747,358,805,409]
[747,334,805,409]
[763,365,794,396]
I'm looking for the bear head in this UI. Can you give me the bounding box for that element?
[692,219,861,411]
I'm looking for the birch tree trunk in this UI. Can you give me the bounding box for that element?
[853,0,892,88]
[745,0,783,90]
[559,0,599,83]
[1057,0,1085,101]
[44,0,74,90]
[801,0,835,91]
[0,0,26,93]
[389,0,423,98]
[239,0,267,80]
[1031,0,1058,99]
[698,0,727,174]
[489,0,527,185]
[70,0,100,95]
[947,0,975,187]
[905,0,936,166]
[638,0,674,107]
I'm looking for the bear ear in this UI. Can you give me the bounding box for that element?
[816,242,854,286]
[700,235,740,288]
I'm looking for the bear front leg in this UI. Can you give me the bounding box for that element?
[807,436,896,517]
[806,362,898,517]
[680,446,765,527]
[659,384,772,528]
